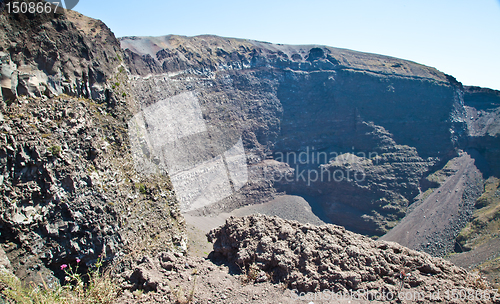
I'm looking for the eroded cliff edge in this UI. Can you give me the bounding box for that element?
[119,34,497,245]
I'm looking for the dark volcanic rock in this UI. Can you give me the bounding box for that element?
[463,86,500,177]
[0,94,186,285]
[0,0,124,102]
[0,5,186,286]
[3,3,500,294]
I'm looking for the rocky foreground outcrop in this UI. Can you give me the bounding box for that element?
[208,215,498,302]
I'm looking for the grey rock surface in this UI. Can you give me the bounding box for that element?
[2,2,500,295]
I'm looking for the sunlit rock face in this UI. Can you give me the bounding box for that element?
[121,34,496,237]
[0,9,125,103]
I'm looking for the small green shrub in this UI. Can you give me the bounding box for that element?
[135,183,147,195]
[49,145,62,157]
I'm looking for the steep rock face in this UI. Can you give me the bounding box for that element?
[382,88,500,257]
[121,35,469,236]
[0,94,186,285]
[0,6,186,285]
[462,86,500,177]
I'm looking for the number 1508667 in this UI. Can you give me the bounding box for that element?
[5,1,61,14]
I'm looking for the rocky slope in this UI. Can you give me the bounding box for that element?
[0,93,187,285]
[381,152,484,257]
[0,1,186,287]
[111,215,499,303]
[0,2,126,104]
[449,176,500,287]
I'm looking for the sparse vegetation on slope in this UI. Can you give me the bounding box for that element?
[0,256,119,304]
[458,177,500,250]
[453,177,500,287]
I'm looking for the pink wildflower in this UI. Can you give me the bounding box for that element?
[60,264,68,270]
[76,258,81,263]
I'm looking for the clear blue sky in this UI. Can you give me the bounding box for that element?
[74,0,500,90]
